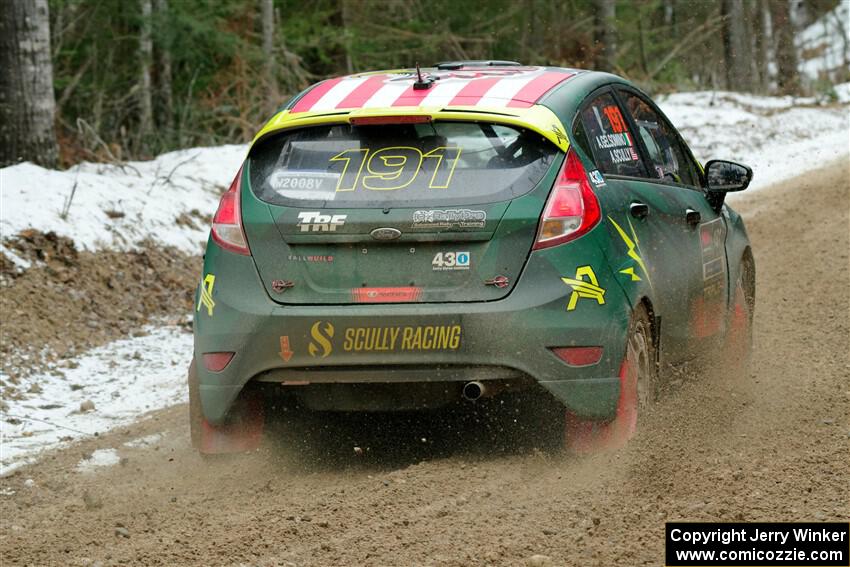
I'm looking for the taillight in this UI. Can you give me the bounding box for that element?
[533,150,601,250]
[211,167,250,255]
[551,346,603,367]
[202,352,235,372]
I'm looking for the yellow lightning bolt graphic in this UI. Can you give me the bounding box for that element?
[197,274,216,317]
[619,267,641,281]
[608,216,652,288]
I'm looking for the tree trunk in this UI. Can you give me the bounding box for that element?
[261,0,278,112]
[721,0,752,91]
[0,0,59,168]
[138,0,153,146]
[770,0,800,94]
[154,0,173,134]
[751,0,767,92]
[340,0,354,74]
[663,0,675,27]
[593,0,617,72]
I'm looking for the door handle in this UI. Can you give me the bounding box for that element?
[630,202,649,219]
[685,209,701,227]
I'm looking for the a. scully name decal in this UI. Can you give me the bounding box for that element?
[307,321,462,357]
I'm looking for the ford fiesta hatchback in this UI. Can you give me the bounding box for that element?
[190,61,755,455]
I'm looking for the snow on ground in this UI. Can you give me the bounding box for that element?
[1,91,848,474]
[0,325,190,475]
[797,1,850,87]
[835,82,850,104]
[74,448,120,473]
[658,91,850,194]
[0,144,246,256]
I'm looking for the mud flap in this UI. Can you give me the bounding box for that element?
[199,392,265,454]
[564,356,637,453]
[188,359,265,454]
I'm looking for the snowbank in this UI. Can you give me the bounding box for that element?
[797,1,850,87]
[658,91,849,192]
[0,145,246,256]
[1,325,190,475]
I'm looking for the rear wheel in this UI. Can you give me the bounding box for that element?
[724,258,754,374]
[188,359,202,448]
[565,303,655,453]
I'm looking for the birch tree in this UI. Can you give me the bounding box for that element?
[0,0,59,167]
[139,0,154,145]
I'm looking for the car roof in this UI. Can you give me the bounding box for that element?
[252,65,628,152]
[286,66,584,113]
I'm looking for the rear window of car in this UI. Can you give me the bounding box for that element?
[248,121,559,208]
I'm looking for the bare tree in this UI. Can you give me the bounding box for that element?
[0,0,59,167]
[721,0,753,91]
[154,0,173,134]
[593,0,617,72]
[770,0,800,94]
[261,0,278,112]
[341,0,354,74]
[751,0,768,92]
[139,0,154,145]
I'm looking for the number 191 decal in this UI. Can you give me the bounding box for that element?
[331,146,461,192]
[432,251,470,271]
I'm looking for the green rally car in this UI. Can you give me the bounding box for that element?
[190,61,755,455]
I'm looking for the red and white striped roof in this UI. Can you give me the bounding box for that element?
[290,67,576,114]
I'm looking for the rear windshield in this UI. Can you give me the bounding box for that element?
[248,121,559,208]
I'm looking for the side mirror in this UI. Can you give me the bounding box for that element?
[704,160,753,193]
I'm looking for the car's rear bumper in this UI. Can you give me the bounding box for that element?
[194,238,632,424]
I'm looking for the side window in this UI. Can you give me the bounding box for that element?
[573,92,648,178]
[619,91,701,188]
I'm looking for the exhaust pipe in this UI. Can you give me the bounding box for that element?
[462,381,486,401]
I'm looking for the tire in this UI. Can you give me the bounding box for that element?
[188,358,202,449]
[724,258,754,374]
[565,303,656,453]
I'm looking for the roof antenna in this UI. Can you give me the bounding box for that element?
[413,61,435,90]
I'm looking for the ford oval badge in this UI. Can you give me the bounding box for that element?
[370,227,402,241]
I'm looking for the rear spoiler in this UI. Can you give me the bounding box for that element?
[251,105,570,153]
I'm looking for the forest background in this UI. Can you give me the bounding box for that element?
[1,0,848,168]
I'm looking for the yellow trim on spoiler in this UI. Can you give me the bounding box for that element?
[251,104,570,152]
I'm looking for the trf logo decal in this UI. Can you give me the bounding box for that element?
[561,266,606,311]
[197,274,215,317]
[297,211,347,232]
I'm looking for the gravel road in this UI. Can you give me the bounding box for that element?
[2,160,848,566]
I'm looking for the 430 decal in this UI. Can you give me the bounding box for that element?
[330,146,461,192]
